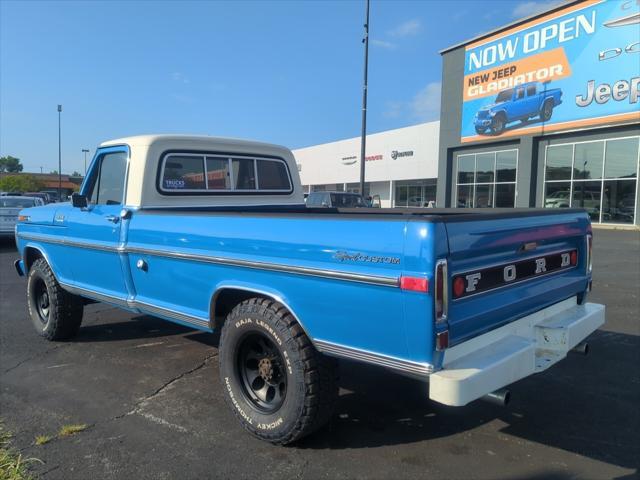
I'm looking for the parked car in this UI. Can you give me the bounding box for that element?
[24,192,50,204]
[14,135,604,444]
[306,191,368,208]
[1,196,43,238]
[474,82,562,135]
[40,190,60,202]
[546,190,606,220]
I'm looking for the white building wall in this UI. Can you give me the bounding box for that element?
[293,121,440,187]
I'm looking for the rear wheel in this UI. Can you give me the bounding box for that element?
[219,298,338,444]
[27,258,83,340]
[541,100,554,121]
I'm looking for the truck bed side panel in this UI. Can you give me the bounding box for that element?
[126,212,437,366]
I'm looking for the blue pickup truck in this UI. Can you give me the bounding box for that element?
[474,82,562,135]
[13,135,604,444]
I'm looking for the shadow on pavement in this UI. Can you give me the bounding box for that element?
[71,313,639,471]
[297,329,639,472]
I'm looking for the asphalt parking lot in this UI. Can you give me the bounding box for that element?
[1,229,638,480]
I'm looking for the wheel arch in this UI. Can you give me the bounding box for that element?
[494,109,507,120]
[209,284,312,339]
[540,97,554,110]
[23,244,50,273]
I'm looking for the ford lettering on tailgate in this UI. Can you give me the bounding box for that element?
[452,250,577,299]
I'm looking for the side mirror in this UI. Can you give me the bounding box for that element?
[71,193,88,209]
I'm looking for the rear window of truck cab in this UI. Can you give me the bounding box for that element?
[159,153,293,194]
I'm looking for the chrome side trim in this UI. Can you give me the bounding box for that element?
[59,283,210,330]
[127,245,399,287]
[134,299,210,329]
[314,339,434,377]
[17,232,399,288]
[18,232,120,253]
[60,282,130,308]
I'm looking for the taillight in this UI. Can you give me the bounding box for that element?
[435,259,448,323]
[570,250,577,266]
[586,234,593,274]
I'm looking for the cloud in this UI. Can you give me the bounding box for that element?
[383,82,441,122]
[370,39,396,50]
[383,101,403,119]
[511,1,563,19]
[388,19,422,37]
[410,82,441,121]
[171,72,190,84]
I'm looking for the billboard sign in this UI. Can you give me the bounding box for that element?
[460,0,640,143]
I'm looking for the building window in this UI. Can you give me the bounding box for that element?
[544,136,639,224]
[454,149,518,208]
[394,179,437,207]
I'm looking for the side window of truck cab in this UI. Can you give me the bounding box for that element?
[86,151,128,205]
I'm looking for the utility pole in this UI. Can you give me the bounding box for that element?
[57,104,62,201]
[359,0,370,197]
[82,149,90,176]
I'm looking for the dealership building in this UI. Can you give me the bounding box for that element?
[295,0,639,225]
[293,121,439,208]
[436,0,640,226]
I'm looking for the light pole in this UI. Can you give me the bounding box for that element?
[82,149,90,176]
[57,104,62,201]
[359,0,370,197]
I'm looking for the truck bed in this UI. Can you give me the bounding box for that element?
[139,205,587,221]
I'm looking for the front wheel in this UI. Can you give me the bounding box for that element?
[219,298,338,444]
[491,114,506,135]
[27,258,83,340]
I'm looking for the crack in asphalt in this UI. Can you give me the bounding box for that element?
[2,343,72,374]
[112,351,218,422]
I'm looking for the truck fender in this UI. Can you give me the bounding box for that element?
[22,244,54,276]
[209,283,313,341]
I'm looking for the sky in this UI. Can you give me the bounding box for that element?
[0,0,561,174]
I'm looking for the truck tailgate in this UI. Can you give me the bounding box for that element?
[443,209,591,346]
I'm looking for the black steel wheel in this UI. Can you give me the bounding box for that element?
[33,278,50,324]
[237,333,288,413]
[219,298,338,444]
[27,258,83,341]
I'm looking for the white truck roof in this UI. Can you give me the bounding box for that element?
[99,134,304,208]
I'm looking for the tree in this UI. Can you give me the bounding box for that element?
[0,156,23,173]
[50,170,58,174]
[0,175,44,192]
[71,171,82,177]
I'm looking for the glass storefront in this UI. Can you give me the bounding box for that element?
[454,149,518,208]
[544,136,639,224]
[394,179,437,207]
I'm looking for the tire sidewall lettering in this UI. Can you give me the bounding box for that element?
[223,310,303,435]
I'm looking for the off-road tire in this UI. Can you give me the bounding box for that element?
[491,113,506,135]
[27,258,83,340]
[474,126,487,135]
[541,100,554,122]
[219,298,338,444]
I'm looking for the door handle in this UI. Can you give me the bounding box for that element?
[105,215,120,224]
